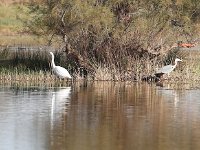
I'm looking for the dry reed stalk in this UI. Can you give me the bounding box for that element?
[1,46,200,82]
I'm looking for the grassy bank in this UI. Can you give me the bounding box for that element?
[0,5,22,34]
[0,48,158,81]
[0,4,46,46]
[0,48,200,83]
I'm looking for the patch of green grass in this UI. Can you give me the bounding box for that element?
[0,4,46,46]
[0,4,48,46]
[0,5,24,33]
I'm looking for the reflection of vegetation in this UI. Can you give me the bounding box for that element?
[5,82,72,93]
[65,82,200,150]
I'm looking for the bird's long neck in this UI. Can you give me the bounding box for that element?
[174,59,178,67]
[51,54,56,68]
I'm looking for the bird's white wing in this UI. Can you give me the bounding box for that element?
[53,66,72,78]
[156,65,175,74]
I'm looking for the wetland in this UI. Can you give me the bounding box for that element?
[0,82,200,150]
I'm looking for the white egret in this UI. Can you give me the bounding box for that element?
[49,52,72,79]
[155,58,182,78]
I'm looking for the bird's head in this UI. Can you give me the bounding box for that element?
[49,52,54,56]
[175,58,182,62]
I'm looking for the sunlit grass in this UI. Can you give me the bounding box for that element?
[0,5,23,33]
[0,35,46,46]
[0,67,73,85]
[0,4,48,46]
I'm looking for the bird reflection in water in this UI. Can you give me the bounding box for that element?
[50,87,71,129]
[173,91,180,108]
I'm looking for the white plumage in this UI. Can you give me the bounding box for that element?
[155,58,182,77]
[49,52,72,79]
[156,64,176,74]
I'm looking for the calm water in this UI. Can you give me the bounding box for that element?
[0,82,200,150]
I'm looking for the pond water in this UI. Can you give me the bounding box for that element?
[0,82,200,150]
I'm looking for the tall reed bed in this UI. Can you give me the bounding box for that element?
[90,56,160,81]
[11,49,50,70]
[0,68,50,81]
[0,48,159,82]
[0,48,56,83]
[0,67,74,86]
[0,47,200,83]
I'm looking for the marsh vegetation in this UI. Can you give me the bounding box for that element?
[0,0,200,82]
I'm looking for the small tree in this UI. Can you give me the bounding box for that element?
[25,0,114,52]
[22,0,200,77]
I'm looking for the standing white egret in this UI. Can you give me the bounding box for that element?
[49,52,72,79]
[155,58,182,78]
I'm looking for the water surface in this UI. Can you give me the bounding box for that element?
[0,82,200,150]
